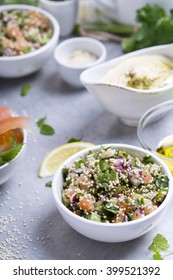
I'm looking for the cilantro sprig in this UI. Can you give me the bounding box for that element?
[122,4,173,53]
[148,234,173,260]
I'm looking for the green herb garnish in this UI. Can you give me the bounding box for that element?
[148,234,173,260]
[122,4,173,53]
[36,117,55,136]
[21,85,31,96]
[67,137,81,143]
[0,144,22,167]
[45,181,52,188]
[142,155,154,165]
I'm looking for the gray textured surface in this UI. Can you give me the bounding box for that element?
[0,41,173,260]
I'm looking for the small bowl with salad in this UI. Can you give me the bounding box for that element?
[0,4,60,78]
[0,107,30,185]
[52,143,173,242]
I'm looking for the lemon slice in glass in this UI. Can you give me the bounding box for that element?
[39,142,94,178]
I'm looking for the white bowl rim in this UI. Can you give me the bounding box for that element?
[54,37,107,70]
[0,4,60,61]
[0,128,27,170]
[40,0,77,6]
[80,43,173,95]
[52,143,173,228]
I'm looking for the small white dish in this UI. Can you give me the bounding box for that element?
[0,4,60,78]
[40,0,78,37]
[54,37,107,88]
[0,129,27,185]
[80,43,173,126]
[52,143,173,242]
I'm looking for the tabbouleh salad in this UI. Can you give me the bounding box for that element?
[0,9,53,56]
[62,147,169,223]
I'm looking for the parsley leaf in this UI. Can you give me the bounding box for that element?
[148,234,169,253]
[67,138,81,143]
[142,155,154,165]
[40,124,55,135]
[153,252,164,260]
[21,85,31,97]
[36,117,55,136]
[148,234,170,259]
[75,160,86,169]
[99,160,110,171]
[45,181,52,188]
[155,176,169,189]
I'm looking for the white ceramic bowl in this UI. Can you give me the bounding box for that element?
[54,37,107,88]
[0,129,27,185]
[0,4,60,78]
[80,43,173,126]
[40,0,78,37]
[96,0,173,25]
[52,144,173,242]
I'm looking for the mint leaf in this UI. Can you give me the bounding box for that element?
[36,117,55,136]
[153,252,164,260]
[148,234,170,253]
[67,138,81,143]
[40,124,55,135]
[37,117,46,128]
[21,85,31,96]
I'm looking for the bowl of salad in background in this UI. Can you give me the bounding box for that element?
[0,107,30,185]
[52,143,173,242]
[0,4,60,78]
[137,100,173,175]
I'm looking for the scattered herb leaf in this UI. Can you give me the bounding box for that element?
[67,138,81,143]
[148,234,169,253]
[148,234,172,260]
[36,117,55,136]
[45,181,52,188]
[40,124,55,135]
[36,117,46,128]
[21,85,31,97]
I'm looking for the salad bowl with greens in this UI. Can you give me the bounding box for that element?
[52,144,173,242]
[0,128,27,185]
[0,4,60,78]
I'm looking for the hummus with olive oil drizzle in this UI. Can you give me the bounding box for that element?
[103,55,173,90]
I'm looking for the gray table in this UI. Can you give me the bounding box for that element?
[0,41,173,260]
